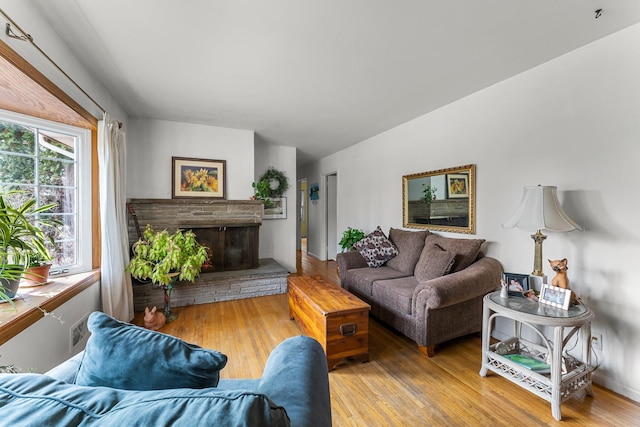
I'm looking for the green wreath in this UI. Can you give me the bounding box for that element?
[259,167,290,198]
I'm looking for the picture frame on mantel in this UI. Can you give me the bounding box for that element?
[172,157,226,199]
[263,197,287,219]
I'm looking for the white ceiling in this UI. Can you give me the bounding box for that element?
[32,1,640,165]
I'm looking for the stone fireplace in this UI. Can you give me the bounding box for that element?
[126,198,263,271]
[127,198,289,312]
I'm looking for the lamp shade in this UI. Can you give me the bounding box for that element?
[502,186,583,232]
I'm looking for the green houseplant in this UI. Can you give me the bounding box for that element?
[421,184,437,221]
[251,167,290,208]
[339,227,365,252]
[421,184,437,204]
[251,179,273,207]
[128,225,208,321]
[0,189,60,303]
[22,250,53,286]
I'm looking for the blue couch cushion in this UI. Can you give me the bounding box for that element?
[0,374,290,426]
[75,312,227,390]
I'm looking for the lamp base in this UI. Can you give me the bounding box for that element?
[531,230,547,276]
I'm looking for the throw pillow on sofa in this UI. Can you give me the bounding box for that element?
[424,234,485,273]
[386,228,429,275]
[353,226,399,268]
[414,243,456,282]
[75,311,228,390]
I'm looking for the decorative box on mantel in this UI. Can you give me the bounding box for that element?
[127,198,264,272]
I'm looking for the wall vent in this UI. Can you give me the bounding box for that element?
[70,314,90,352]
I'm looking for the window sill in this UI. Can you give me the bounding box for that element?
[0,270,101,345]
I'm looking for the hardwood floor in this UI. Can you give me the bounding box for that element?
[133,240,640,426]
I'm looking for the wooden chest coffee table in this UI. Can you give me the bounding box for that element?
[288,275,370,371]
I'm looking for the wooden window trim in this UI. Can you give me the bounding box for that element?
[0,40,97,130]
[0,270,101,345]
[0,40,103,338]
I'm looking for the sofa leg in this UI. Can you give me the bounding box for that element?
[418,345,435,357]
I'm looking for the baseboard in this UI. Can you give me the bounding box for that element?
[593,371,640,403]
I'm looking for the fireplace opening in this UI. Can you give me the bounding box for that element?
[191,226,259,273]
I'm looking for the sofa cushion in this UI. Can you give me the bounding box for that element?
[385,228,429,275]
[372,277,419,316]
[75,312,227,390]
[345,266,411,297]
[0,374,290,426]
[353,226,399,268]
[414,243,456,282]
[425,235,485,273]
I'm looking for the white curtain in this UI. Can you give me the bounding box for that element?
[98,113,134,321]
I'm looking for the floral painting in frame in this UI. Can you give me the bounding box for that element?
[172,157,226,199]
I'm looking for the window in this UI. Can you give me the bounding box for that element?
[0,109,92,275]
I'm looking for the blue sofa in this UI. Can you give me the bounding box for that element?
[0,312,332,426]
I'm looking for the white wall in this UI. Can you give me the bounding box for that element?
[300,24,640,401]
[126,119,297,270]
[126,118,255,200]
[255,143,297,271]
[0,283,101,373]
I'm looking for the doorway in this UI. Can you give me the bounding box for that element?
[297,179,308,251]
[326,173,337,261]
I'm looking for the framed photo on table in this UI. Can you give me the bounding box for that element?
[172,157,226,199]
[539,284,572,310]
[503,272,530,297]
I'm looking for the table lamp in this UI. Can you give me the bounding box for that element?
[503,185,582,276]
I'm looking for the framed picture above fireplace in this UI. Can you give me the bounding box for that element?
[172,157,226,199]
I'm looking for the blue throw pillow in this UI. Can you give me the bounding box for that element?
[75,312,227,390]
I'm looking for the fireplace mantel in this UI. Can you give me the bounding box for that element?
[127,198,264,240]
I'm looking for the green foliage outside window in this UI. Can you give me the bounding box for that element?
[0,120,75,266]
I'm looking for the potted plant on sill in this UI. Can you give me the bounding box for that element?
[21,250,53,287]
[0,189,60,304]
[128,225,208,322]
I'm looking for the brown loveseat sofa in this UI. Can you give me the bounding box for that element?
[337,228,502,357]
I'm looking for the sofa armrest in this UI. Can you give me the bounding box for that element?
[336,251,367,279]
[412,257,503,312]
[258,336,331,427]
[45,351,84,383]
